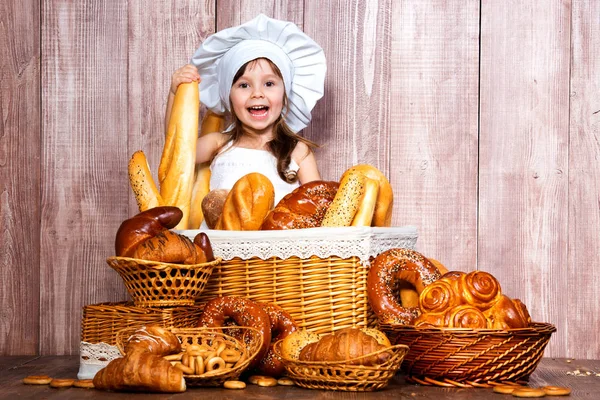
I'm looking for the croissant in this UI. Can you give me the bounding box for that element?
[93,325,185,393]
[115,206,183,257]
[93,350,185,393]
[298,328,391,366]
[131,230,208,264]
[123,325,182,356]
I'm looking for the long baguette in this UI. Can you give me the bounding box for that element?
[158,82,199,229]
[128,150,163,211]
[188,111,225,229]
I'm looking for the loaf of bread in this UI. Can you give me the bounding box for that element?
[298,328,391,366]
[188,111,226,229]
[215,173,275,230]
[321,164,393,227]
[260,180,339,230]
[128,151,163,211]
[158,82,200,230]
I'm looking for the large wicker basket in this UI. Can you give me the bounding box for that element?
[272,340,409,391]
[106,256,221,307]
[117,326,263,387]
[81,302,203,346]
[379,322,556,387]
[180,226,418,335]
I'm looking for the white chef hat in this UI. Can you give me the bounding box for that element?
[191,14,326,133]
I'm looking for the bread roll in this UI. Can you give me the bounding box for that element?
[215,173,275,230]
[201,189,229,229]
[158,82,200,230]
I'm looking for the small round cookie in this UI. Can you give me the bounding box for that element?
[49,378,75,388]
[256,377,278,387]
[23,375,52,385]
[277,377,295,386]
[493,384,522,394]
[223,380,246,390]
[511,387,547,398]
[248,375,268,385]
[543,386,571,396]
[73,379,95,389]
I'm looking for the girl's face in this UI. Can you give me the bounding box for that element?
[230,59,285,135]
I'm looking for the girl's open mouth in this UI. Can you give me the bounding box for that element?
[248,105,269,118]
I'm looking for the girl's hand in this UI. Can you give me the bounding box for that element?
[171,64,201,95]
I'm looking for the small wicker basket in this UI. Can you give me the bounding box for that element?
[106,256,221,307]
[117,326,263,387]
[379,322,556,388]
[81,302,203,346]
[272,340,409,391]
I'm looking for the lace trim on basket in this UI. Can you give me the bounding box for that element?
[178,226,418,263]
[79,341,122,366]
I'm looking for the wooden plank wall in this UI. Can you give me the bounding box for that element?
[1,0,598,359]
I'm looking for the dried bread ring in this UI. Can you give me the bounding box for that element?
[206,357,226,372]
[493,384,522,394]
[224,380,246,389]
[195,356,205,375]
[248,375,268,385]
[220,348,241,363]
[511,387,547,398]
[73,379,95,389]
[277,377,295,386]
[22,375,52,385]
[256,377,278,387]
[543,386,571,396]
[49,378,75,388]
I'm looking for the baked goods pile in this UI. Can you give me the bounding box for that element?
[367,248,532,330]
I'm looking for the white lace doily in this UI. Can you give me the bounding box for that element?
[179,226,418,263]
[77,341,122,380]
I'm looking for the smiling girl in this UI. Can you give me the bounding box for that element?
[164,15,327,222]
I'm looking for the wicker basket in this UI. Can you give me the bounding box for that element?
[106,256,221,307]
[81,302,203,346]
[196,255,376,335]
[117,326,263,387]
[379,322,556,388]
[272,340,409,391]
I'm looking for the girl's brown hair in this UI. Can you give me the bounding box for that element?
[218,58,318,183]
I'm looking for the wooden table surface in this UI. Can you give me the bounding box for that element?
[1,356,599,399]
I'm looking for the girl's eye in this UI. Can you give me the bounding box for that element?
[265,81,275,87]
[238,82,249,89]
